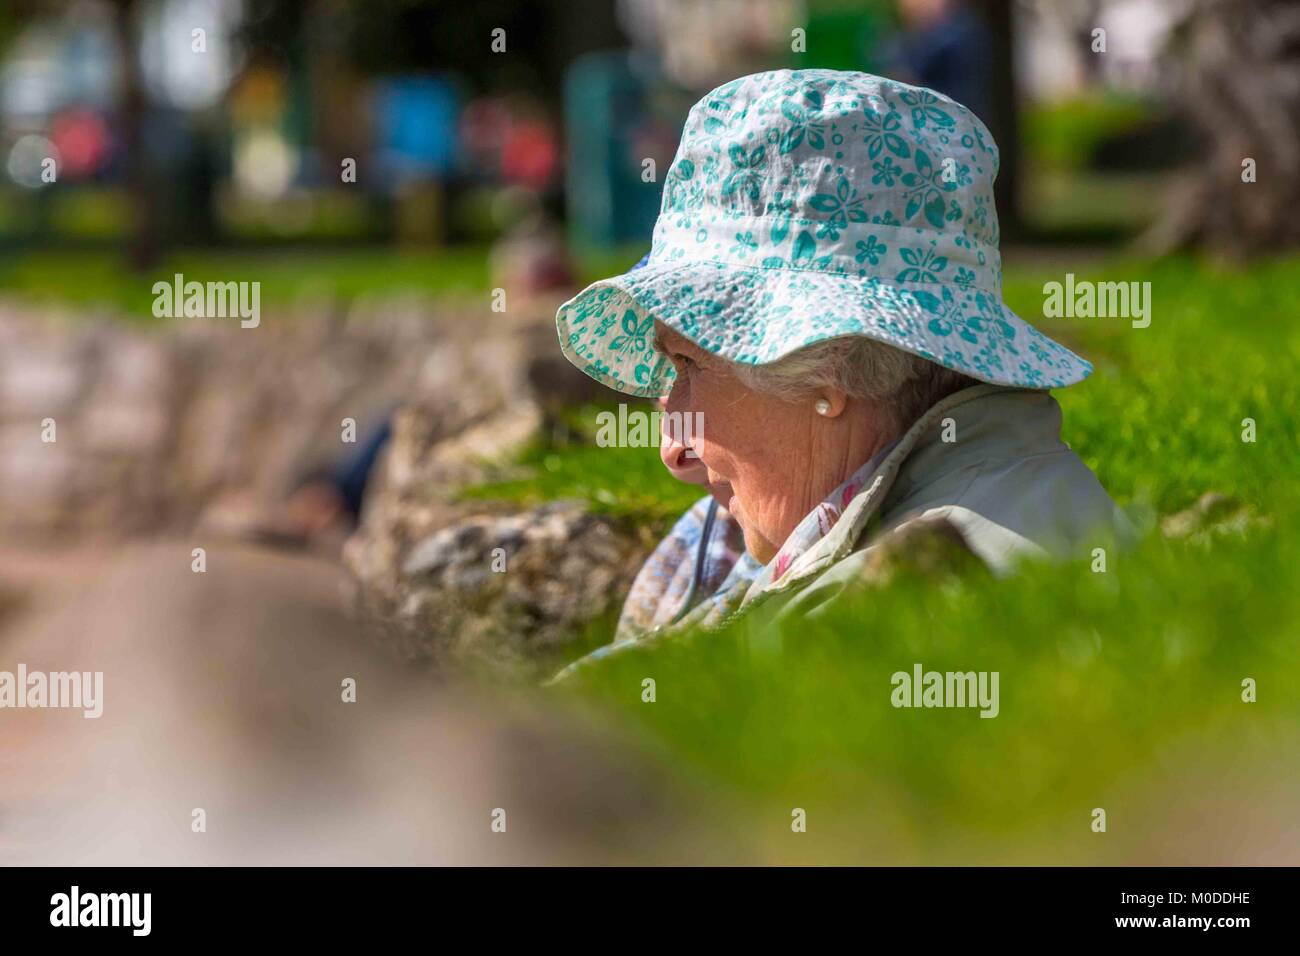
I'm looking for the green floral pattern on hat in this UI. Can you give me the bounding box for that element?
[557,69,1092,397]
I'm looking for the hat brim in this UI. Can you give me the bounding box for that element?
[556,260,1091,397]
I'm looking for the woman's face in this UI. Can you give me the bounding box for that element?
[657,396,732,508]
[656,325,883,564]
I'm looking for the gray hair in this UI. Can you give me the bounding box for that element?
[731,336,978,437]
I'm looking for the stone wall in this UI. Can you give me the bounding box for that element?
[0,296,461,538]
[0,296,650,679]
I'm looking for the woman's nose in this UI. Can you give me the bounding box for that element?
[663,377,689,418]
[658,396,681,446]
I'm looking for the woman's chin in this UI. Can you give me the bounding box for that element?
[744,532,777,566]
[728,499,775,563]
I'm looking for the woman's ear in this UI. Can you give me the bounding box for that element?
[814,390,849,418]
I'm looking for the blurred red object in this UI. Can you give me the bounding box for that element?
[461,96,560,190]
[49,109,111,179]
[500,119,560,190]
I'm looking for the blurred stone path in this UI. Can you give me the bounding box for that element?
[0,541,723,865]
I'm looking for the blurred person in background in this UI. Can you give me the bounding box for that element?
[884,0,992,123]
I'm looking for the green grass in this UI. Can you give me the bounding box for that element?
[472,253,1299,863]
[0,247,493,320]
[1019,95,1169,238]
[1003,255,1299,515]
[458,402,702,533]
[0,243,651,322]
[1023,94,1152,173]
[555,521,1299,863]
[1021,169,1167,236]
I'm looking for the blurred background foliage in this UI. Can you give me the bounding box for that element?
[2,0,1288,277]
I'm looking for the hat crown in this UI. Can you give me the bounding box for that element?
[657,70,1002,288]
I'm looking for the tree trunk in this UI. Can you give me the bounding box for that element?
[1144,0,1300,256]
[111,0,160,272]
[974,0,1022,241]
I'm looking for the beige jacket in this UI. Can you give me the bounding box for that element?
[735,383,1127,625]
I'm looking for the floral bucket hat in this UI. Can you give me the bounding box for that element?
[556,69,1091,397]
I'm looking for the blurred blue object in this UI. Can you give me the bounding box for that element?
[332,417,393,520]
[564,51,688,248]
[372,75,459,184]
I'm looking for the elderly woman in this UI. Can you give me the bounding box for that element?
[553,70,1124,668]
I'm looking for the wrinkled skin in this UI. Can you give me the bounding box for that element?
[655,323,893,564]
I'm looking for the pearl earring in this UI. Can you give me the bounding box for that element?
[815,399,832,416]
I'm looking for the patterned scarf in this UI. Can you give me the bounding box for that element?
[615,439,899,641]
